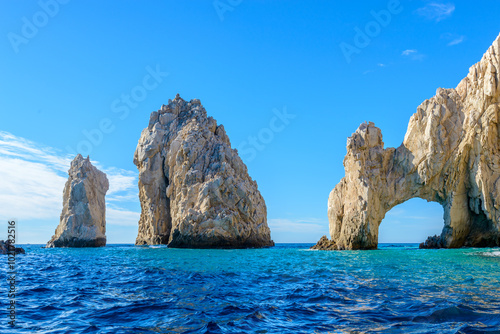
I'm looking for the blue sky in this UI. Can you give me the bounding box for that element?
[0,0,498,244]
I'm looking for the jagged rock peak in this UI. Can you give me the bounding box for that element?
[46,154,109,248]
[314,33,500,250]
[134,96,274,248]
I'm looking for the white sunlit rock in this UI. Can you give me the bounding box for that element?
[46,154,109,248]
[315,33,500,250]
[134,94,274,248]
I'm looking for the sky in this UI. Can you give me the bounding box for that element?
[0,0,499,244]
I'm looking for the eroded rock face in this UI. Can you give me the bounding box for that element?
[134,94,274,248]
[46,154,109,248]
[318,33,500,250]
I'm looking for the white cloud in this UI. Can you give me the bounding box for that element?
[402,49,417,56]
[268,217,329,243]
[448,36,464,46]
[268,218,327,233]
[0,131,139,229]
[440,33,465,46]
[0,157,66,220]
[385,207,440,220]
[416,2,455,22]
[402,49,425,61]
[106,207,141,226]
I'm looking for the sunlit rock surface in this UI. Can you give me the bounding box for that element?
[47,154,109,248]
[315,34,500,250]
[134,95,274,248]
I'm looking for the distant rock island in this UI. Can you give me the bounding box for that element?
[134,94,274,248]
[0,240,25,254]
[314,33,500,250]
[46,154,109,248]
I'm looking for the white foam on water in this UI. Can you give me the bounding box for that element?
[481,250,500,257]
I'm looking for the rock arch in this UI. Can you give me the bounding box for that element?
[377,198,443,244]
[317,34,500,250]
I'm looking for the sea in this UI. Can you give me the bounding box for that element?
[1,243,500,333]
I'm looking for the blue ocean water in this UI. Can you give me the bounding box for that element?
[1,243,500,333]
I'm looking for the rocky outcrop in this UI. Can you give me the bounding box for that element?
[419,235,444,249]
[0,240,25,254]
[316,33,500,250]
[46,154,109,248]
[311,236,337,250]
[134,94,274,248]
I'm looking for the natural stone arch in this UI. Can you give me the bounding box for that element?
[377,198,443,244]
[316,34,500,250]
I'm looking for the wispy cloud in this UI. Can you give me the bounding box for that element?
[0,131,139,226]
[268,218,326,233]
[441,33,465,46]
[385,208,438,220]
[447,36,464,46]
[107,207,141,226]
[268,217,329,243]
[362,63,388,75]
[402,49,425,61]
[416,2,455,22]
[402,49,417,56]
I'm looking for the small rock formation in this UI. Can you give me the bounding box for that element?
[46,154,109,248]
[0,240,25,254]
[419,235,444,249]
[316,33,500,250]
[310,235,337,250]
[134,94,274,248]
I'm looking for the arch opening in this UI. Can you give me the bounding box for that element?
[378,198,444,246]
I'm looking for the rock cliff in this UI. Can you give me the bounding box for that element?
[314,33,500,250]
[46,154,109,248]
[134,94,274,248]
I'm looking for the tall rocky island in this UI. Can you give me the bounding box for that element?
[314,33,500,250]
[134,94,274,248]
[47,154,109,248]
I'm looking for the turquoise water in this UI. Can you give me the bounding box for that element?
[2,243,500,333]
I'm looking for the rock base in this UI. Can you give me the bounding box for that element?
[0,240,25,254]
[419,235,444,249]
[310,236,337,250]
[46,237,106,248]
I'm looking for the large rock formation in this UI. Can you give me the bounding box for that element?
[134,94,274,248]
[315,33,500,250]
[46,154,109,248]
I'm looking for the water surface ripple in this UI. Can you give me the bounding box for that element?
[1,244,500,333]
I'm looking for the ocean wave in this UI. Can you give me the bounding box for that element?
[4,244,500,333]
